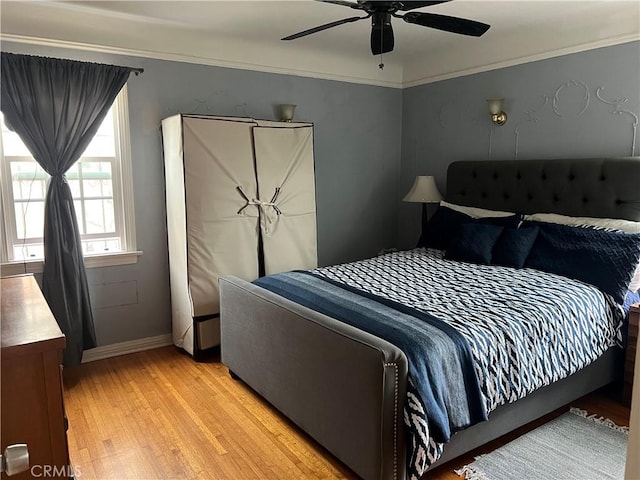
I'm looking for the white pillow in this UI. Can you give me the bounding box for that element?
[629,263,640,293]
[441,200,514,219]
[523,212,640,234]
[524,212,640,293]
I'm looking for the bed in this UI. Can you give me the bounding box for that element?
[220,157,640,480]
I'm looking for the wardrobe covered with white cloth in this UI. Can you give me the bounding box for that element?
[161,115,317,356]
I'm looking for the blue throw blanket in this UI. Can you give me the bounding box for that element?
[253,270,487,444]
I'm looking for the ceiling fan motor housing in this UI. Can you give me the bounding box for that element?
[282,0,489,56]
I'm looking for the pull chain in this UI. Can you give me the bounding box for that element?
[378,26,384,70]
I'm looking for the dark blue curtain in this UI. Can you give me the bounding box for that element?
[0,53,133,365]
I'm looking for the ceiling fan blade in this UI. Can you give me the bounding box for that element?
[402,12,490,36]
[396,1,452,11]
[371,13,394,55]
[315,0,362,9]
[282,15,369,41]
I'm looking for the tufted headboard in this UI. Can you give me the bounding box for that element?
[446,157,640,221]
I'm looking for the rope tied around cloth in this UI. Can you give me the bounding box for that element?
[236,186,282,235]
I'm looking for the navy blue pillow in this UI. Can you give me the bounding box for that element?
[492,226,539,269]
[525,221,640,304]
[445,223,504,265]
[419,206,520,250]
[418,207,470,250]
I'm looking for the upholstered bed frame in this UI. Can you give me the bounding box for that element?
[220,157,640,480]
[446,158,640,220]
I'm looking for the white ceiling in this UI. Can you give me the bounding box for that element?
[1,1,639,88]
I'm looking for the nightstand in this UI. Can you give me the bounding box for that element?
[623,303,640,407]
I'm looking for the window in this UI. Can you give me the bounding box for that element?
[0,86,138,272]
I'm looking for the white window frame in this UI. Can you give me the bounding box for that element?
[0,86,141,277]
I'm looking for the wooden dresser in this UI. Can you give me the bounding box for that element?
[1,275,70,479]
[624,303,640,407]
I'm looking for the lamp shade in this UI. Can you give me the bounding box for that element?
[402,176,443,203]
[487,98,504,115]
[279,104,296,122]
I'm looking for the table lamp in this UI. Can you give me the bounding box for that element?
[402,176,443,232]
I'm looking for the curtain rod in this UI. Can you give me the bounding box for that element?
[1,53,146,76]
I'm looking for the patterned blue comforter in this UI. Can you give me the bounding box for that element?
[260,248,624,479]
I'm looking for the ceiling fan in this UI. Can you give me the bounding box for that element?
[282,1,490,56]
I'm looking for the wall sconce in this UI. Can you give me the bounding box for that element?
[487,98,507,126]
[402,175,443,233]
[278,104,296,122]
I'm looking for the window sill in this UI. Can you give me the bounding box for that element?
[0,251,143,277]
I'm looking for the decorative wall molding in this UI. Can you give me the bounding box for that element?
[512,80,639,159]
[488,125,494,160]
[596,86,638,156]
[514,96,549,160]
[552,80,590,117]
[82,333,173,363]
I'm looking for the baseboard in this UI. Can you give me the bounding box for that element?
[82,334,173,363]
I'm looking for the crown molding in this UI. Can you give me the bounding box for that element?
[402,33,640,88]
[2,32,638,90]
[0,33,404,89]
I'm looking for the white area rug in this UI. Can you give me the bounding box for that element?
[457,408,628,480]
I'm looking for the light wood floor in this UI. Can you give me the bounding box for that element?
[63,346,630,480]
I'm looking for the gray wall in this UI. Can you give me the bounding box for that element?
[399,41,640,247]
[1,41,402,347]
[4,39,639,347]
